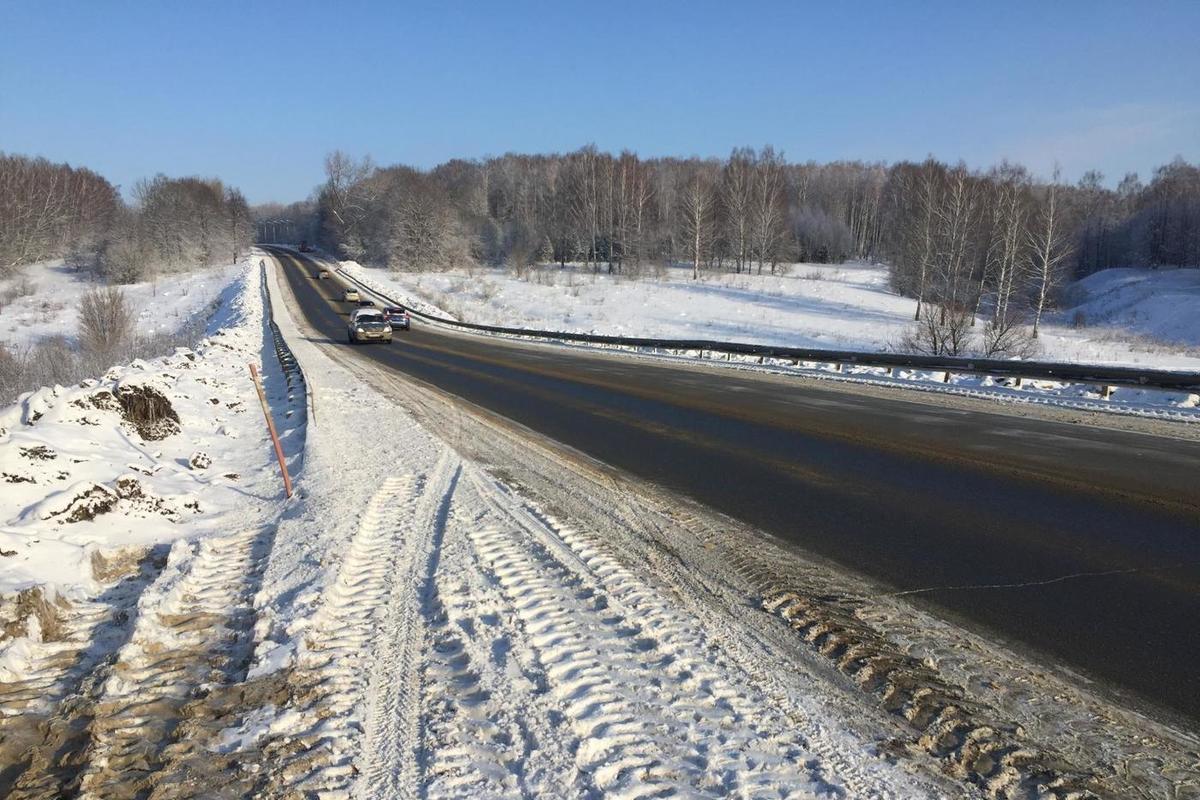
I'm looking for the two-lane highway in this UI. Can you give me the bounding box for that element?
[270,248,1200,722]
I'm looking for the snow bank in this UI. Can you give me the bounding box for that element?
[0,257,302,645]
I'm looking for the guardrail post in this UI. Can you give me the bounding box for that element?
[1100,384,1114,400]
[1014,376,1023,389]
[943,370,952,383]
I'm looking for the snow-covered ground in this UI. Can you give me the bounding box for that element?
[337,260,1200,418]
[3,252,1198,798]
[0,256,307,794]
[0,260,299,600]
[0,259,245,351]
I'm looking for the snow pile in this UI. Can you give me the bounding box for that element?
[340,260,1200,419]
[0,259,303,675]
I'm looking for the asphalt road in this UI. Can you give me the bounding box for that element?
[270,248,1200,722]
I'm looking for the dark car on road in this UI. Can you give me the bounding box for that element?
[383,306,411,330]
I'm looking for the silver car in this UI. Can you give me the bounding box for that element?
[347,309,392,344]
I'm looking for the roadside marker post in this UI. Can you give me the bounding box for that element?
[249,363,294,498]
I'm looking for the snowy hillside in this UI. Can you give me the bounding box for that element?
[1059,267,1200,349]
[343,260,1200,372]
[0,258,304,660]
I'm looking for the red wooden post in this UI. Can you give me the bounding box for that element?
[249,363,293,498]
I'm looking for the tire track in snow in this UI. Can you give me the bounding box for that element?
[68,524,276,800]
[419,492,587,798]
[0,549,166,799]
[473,474,895,799]
[354,449,459,800]
[435,394,926,798]
[262,472,420,797]
[459,465,840,799]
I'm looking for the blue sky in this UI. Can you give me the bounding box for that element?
[3,0,1197,203]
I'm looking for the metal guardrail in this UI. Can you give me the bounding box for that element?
[335,267,1200,393]
[260,260,306,393]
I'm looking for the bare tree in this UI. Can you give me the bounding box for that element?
[1027,166,1073,337]
[679,162,716,280]
[79,286,134,368]
[751,146,787,274]
[900,302,974,356]
[933,163,983,311]
[320,151,377,259]
[721,148,754,273]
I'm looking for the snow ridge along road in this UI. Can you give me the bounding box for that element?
[0,258,308,798]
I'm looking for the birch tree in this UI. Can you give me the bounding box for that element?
[751,146,786,274]
[679,162,716,280]
[721,148,754,273]
[1027,166,1073,337]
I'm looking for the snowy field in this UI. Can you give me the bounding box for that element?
[340,260,1200,418]
[0,259,245,352]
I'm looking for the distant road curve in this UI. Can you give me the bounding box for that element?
[268,247,1200,722]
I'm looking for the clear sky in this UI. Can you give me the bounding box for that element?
[3,0,1197,204]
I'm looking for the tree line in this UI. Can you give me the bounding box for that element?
[0,152,254,282]
[308,147,1198,354]
[311,148,1198,280]
[311,147,891,277]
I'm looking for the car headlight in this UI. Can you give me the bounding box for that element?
[356,327,364,333]
[383,325,392,332]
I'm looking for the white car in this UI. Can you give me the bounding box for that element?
[343,288,360,302]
